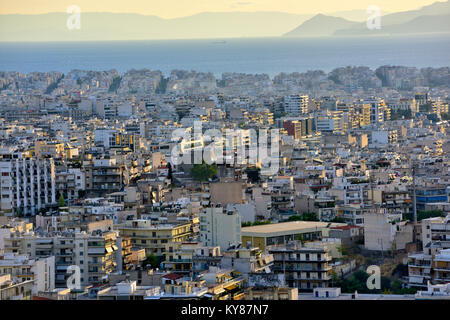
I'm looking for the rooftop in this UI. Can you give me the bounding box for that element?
[242,221,346,237]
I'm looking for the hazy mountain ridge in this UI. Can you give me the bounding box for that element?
[0,1,449,41]
[284,1,450,38]
[334,13,450,36]
[283,14,358,37]
[334,0,450,36]
[0,11,313,41]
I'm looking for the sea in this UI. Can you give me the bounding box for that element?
[0,35,449,76]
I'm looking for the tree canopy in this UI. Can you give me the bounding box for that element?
[190,161,218,182]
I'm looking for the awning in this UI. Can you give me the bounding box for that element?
[106,247,113,253]
[214,288,225,295]
[223,283,238,291]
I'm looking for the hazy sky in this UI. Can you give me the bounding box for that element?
[0,0,439,18]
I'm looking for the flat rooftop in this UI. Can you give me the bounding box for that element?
[242,221,346,237]
[298,293,416,300]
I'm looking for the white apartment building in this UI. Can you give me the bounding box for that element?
[364,210,413,251]
[387,98,418,113]
[364,98,386,124]
[421,214,450,249]
[4,230,118,288]
[0,252,55,293]
[284,94,309,116]
[199,206,242,250]
[314,111,345,134]
[0,154,56,216]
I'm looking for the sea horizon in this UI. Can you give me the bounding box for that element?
[1,34,449,76]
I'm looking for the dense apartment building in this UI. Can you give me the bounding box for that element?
[84,158,126,197]
[415,185,448,212]
[0,253,55,293]
[363,210,414,252]
[408,247,450,288]
[0,153,56,216]
[55,168,84,203]
[221,246,274,274]
[0,274,34,300]
[364,97,387,124]
[407,214,450,288]
[199,205,242,250]
[369,189,412,216]
[283,94,309,116]
[282,118,313,140]
[241,221,343,251]
[421,214,450,249]
[3,230,119,288]
[269,242,332,291]
[117,219,194,258]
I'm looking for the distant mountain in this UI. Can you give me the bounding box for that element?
[0,11,313,42]
[328,9,389,22]
[337,14,450,36]
[283,14,358,37]
[334,0,450,36]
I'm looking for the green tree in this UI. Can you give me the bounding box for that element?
[295,234,305,245]
[190,161,218,182]
[58,194,65,207]
[142,254,160,269]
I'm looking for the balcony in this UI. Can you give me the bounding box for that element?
[88,247,106,255]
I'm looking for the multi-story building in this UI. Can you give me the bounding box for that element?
[359,103,371,127]
[415,186,448,212]
[369,189,412,216]
[336,205,366,226]
[314,111,345,134]
[55,168,84,203]
[117,219,194,258]
[269,242,332,291]
[0,152,56,216]
[84,158,126,197]
[241,221,344,251]
[364,98,387,124]
[0,252,55,294]
[421,214,450,249]
[363,210,414,252]
[116,236,133,272]
[221,246,274,274]
[0,274,34,300]
[408,246,450,288]
[199,205,242,250]
[284,94,309,116]
[3,230,119,288]
[161,242,201,274]
[192,246,222,274]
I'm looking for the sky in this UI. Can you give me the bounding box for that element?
[0,0,440,18]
